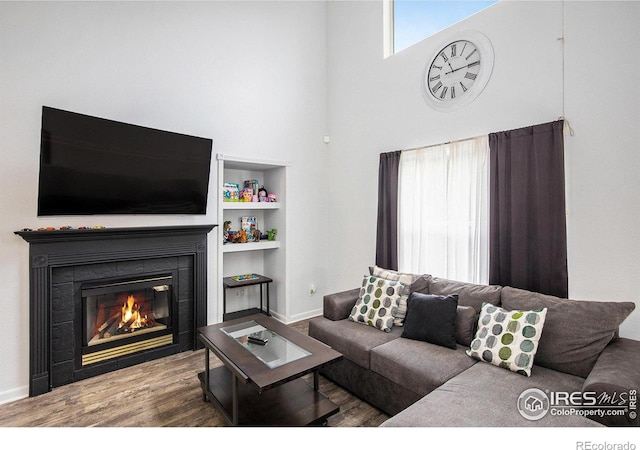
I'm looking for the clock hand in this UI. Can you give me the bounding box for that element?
[444,65,461,75]
[445,62,477,75]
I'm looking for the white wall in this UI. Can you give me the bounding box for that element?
[0,1,328,403]
[563,1,640,340]
[326,1,639,339]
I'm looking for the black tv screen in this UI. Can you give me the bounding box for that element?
[37,106,213,216]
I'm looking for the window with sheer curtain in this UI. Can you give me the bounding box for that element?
[397,136,489,284]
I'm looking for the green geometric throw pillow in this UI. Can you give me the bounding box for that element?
[371,266,412,326]
[349,275,401,332]
[466,302,547,376]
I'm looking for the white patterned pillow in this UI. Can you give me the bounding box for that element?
[466,303,547,376]
[371,266,411,326]
[349,275,401,332]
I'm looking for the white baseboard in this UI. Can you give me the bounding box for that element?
[0,385,29,406]
[281,308,323,324]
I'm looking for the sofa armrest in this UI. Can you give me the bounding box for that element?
[323,288,360,321]
[582,337,640,427]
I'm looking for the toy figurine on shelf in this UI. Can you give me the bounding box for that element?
[258,186,268,202]
[252,229,261,242]
[267,193,277,202]
[223,221,232,243]
[267,229,277,241]
[241,189,253,202]
[239,230,248,243]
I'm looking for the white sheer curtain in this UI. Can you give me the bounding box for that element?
[397,136,489,284]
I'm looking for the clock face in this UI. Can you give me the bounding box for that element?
[422,33,494,111]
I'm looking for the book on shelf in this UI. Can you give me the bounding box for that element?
[223,182,240,202]
[240,216,258,242]
[243,179,260,196]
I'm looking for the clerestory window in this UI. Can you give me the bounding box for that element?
[384,0,499,57]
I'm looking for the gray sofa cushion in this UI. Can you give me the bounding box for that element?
[428,277,502,312]
[456,305,477,347]
[323,288,360,321]
[308,316,401,369]
[501,286,635,378]
[380,361,601,427]
[370,338,477,397]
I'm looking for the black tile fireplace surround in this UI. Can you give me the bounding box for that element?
[15,225,216,397]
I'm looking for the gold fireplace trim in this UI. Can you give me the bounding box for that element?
[82,334,174,366]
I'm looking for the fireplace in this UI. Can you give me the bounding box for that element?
[15,225,216,396]
[81,274,175,366]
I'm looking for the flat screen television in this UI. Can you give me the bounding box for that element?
[37,106,213,216]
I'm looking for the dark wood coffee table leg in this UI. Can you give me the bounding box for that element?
[232,375,239,425]
[203,348,210,401]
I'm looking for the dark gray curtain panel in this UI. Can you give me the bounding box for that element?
[489,120,568,298]
[376,151,401,270]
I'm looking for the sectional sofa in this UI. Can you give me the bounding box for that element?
[308,267,640,427]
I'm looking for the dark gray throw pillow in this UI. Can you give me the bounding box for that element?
[401,292,458,349]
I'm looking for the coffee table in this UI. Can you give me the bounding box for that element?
[197,314,342,426]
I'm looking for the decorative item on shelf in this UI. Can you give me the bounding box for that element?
[241,189,253,203]
[223,221,232,243]
[223,182,240,202]
[241,216,258,242]
[258,186,268,202]
[239,230,247,243]
[267,229,277,241]
[244,179,260,197]
[252,229,261,242]
[267,193,277,202]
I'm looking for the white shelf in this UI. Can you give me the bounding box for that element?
[222,202,280,210]
[222,241,280,253]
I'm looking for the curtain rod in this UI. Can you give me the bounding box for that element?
[393,134,481,155]
[390,117,574,155]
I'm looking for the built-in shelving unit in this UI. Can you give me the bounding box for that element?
[216,154,288,321]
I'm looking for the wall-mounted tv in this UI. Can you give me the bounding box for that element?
[37,106,213,216]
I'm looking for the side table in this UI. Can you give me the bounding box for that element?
[222,274,273,321]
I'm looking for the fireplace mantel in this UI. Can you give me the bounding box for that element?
[16,224,217,396]
[15,224,216,243]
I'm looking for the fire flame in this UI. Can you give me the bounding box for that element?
[94,293,156,340]
[121,295,139,328]
[119,294,152,330]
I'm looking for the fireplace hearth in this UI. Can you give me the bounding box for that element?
[15,225,216,396]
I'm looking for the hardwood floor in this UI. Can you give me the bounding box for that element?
[0,319,389,427]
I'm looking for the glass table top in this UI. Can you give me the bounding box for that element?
[221,320,311,369]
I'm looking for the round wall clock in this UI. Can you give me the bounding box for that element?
[422,31,494,112]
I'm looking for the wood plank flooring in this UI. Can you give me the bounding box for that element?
[0,319,389,427]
